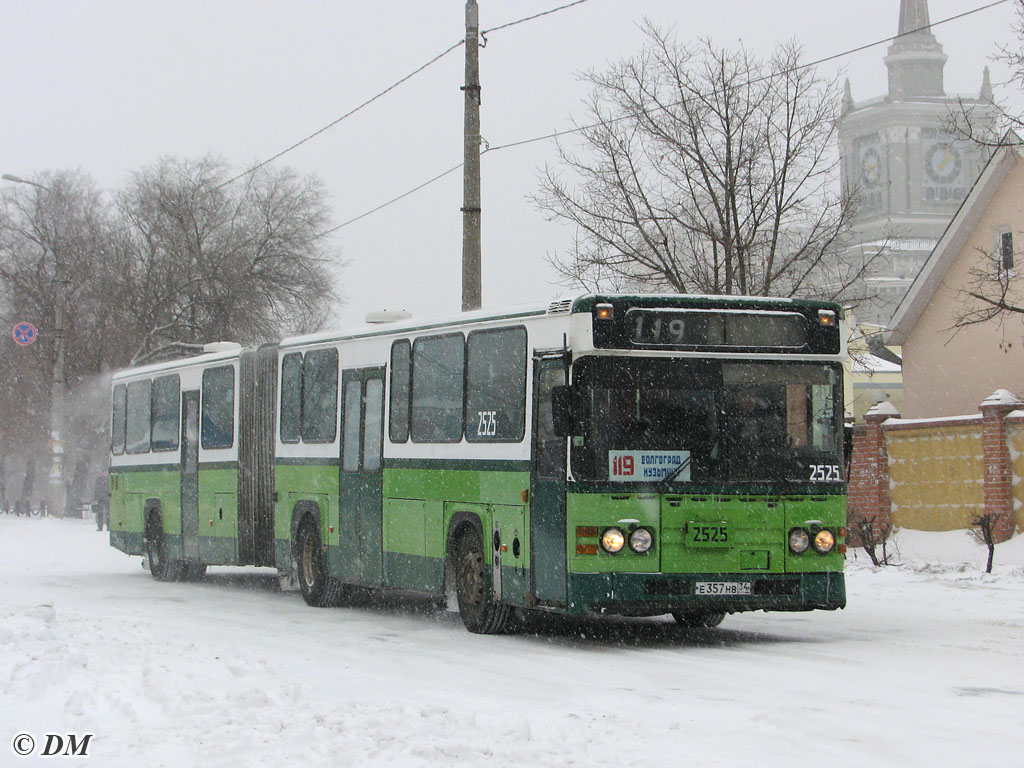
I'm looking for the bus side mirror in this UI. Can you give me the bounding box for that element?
[551,386,573,437]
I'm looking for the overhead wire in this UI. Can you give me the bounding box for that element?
[485,0,1011,154]
[216,39,466,190]
[480,0,595,37]
[329,162,465,232]
[219,0,598,191]
[326,0,1009,234]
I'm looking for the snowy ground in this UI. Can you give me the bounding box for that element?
[2,517,1023,768]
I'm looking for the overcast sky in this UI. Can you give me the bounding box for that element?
[1,0,1016,327]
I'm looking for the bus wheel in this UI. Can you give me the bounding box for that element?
[671,611,725,628]
[454,529,511,634]
[146,515,182,582]
[182,563,207,581]
[296,518,342,607]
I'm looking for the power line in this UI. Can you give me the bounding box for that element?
[323,161,464,236]
[486,0,1011,154]
[217,39,466,190]
[328,0,1009,232]
[481,0,595,37]
[220,0,599,190]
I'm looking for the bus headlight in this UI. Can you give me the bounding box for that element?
[601,528,625,553]
[788,528,810,554]
[813,529,836,554]
[629,528,653,553]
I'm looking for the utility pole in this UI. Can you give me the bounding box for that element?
[51,243,67,516]
[461,0,482,312]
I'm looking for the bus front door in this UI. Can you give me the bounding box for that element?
[180,390,200,561]
[530,356,568,607]
[339,368,385,586]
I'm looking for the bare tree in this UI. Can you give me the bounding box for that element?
[0,159,342,494]
[535,25,874,301]
[953,239,1024,332]
[946,0,1024,333]
[0,171,112,450]
[852,514,894,567]
[0,171,118,509]
[115,156,339,364]
[968,513,1004,574]
[953,0,1024,149]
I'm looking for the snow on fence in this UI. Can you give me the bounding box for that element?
[847,390,1022,543]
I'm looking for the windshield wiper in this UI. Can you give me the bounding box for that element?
[656,454,692,493]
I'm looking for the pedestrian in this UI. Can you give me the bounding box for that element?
[93,471,110,531]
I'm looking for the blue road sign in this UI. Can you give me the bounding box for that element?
[12,322,37,346]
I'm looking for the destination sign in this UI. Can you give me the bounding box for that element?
[627,309,807,349]
[586,299,843,355]
[608,450,690,482]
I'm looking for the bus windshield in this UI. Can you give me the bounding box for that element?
[569,357,843,485]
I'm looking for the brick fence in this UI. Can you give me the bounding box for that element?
[847,390,1022,543]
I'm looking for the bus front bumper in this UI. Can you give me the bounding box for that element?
[565,571,846,616]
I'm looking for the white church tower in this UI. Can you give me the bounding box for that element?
[839,0,998,324]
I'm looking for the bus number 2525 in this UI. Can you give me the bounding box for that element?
[476,411,497,436]
[809,464,842,482]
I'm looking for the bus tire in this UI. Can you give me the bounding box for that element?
[146,513,183,582]
[671,611,725,628]
[453,528,511,634]
[296,517,343,607]
[182,563,207,581]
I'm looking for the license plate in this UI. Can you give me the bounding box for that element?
[695,581,752,596]
[688,522,729,546]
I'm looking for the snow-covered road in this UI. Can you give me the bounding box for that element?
[2,517,1023,767]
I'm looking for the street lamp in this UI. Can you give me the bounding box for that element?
[3,173,68,518]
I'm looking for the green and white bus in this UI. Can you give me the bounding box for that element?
[109,294,848,633]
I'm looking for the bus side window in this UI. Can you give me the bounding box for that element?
[151,374,181,452]
[535,365,567,479]
[125,379,152,455]
[280,353,303,443]
[363,378,383,471]
[465,327,527,443]
[302,349,339,444]
[389,340,411,443]
[342,380,362,472]
[111,384,127,455]
[202,366,235,450]
[411,334,465,443]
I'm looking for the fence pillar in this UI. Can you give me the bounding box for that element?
[849,401,899,540]
[980,390,1022,543]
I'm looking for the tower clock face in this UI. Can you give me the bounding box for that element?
[924,140,963,185]
[859,145,882,187]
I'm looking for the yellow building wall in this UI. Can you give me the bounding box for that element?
[1007,421,1024,531]
[886,423,984,530]
[848,370,903,423]
[901,154,1024,418]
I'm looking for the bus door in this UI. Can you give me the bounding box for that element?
[530,355,568,607]
[339,368,385,586]
[180,390,200,561]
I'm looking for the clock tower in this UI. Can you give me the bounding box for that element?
[839,0,997,324]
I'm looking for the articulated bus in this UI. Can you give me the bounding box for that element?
[108,294,848,633]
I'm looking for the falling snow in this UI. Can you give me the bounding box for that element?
[1,518,1023,767]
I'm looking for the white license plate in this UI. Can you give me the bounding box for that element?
[695,581,752,596]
